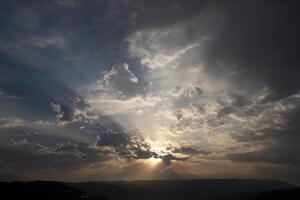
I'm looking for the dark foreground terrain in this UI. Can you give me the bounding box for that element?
[0,181,106,200]
[1,179,299,200]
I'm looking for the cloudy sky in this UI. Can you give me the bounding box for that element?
[0,0,299,184]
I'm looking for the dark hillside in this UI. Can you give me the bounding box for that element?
[70,179,293,200]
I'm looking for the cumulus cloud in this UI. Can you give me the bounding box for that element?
[0,138,108,171]
[85,63,146,100]
[96,130,157,160]
[0,120,108,173]
[0,115,165,177]
[102,63,139,97]
[50,97,96,124]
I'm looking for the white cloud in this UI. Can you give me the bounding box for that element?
[0,118,26,128]
[104,63,138,84]
[28,34,66,49]
[126,25,201,70]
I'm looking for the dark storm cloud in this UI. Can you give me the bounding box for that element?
[0,0,137,87]
[230,130,269,143]
[229,92,251,107]
[1,0,299,101]
[87,63,148,99]
[0,126,107,172]
[159,154,188,166]
[228,105,300,166]
[51,97,90,122]
[0,140,107,171]
[127,0,208,29]
[97,131,156,160]
[217,106,236,117]
[0,94,160,175]
[0,117,159,174]
[129,0,300,102]
[229,141,300,166]
[97,131,129,147]
[0,51,79,120]
[172,147,211,155]
[202,0,300,102]
[64,116,158,160]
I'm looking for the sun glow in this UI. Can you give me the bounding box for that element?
[147,157,162,167]
[145,145,169,167]
[151,146,169,156]
[149,141,172,156]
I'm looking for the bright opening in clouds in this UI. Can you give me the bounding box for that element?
[0,0,299,185]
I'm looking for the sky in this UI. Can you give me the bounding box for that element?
[0,0,300,184]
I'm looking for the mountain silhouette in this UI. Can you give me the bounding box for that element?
[0,179,297,200]
[69,179,294,200]
[253,188,300,200]
[0,181,106,200]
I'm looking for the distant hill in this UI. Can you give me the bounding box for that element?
[254,188,300,200]
[69,179,294,200]
[0,181,106,200]
[0,179,296,200]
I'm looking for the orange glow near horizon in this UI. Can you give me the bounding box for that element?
[146,157,162,168]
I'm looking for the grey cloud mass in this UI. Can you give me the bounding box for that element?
[0,0,299,184]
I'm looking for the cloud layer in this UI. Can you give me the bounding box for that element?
[0,0,299,184]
